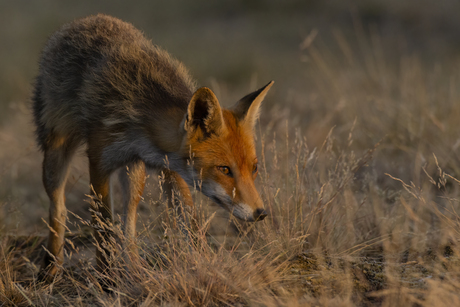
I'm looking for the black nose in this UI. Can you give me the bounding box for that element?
[254,208,268,221]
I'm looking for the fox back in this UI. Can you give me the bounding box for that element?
[33,14,273,281]
[34,14,194,153]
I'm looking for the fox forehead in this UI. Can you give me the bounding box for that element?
[192,110,257,169]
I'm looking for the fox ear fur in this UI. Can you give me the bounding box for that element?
[184,87,224,136]
[232,81,274,129]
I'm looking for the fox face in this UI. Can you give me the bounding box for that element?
[180,82,274,221]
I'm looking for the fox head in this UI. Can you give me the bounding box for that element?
[180,81,274,222]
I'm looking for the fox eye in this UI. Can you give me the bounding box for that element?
[253,163,258,174]
[217,166,232,177]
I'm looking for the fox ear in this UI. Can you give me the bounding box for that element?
[184,87,224,136]
[232,81,274,129]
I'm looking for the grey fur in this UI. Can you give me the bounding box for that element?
[33,14,198,278]
[33,14,196,155]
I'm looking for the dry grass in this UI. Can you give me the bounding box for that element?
[2,3,460,306]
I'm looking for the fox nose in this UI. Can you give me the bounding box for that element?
[254,208,268,221]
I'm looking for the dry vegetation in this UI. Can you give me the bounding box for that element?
[2,1,460,306]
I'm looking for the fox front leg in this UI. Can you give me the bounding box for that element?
[163,169,194,233]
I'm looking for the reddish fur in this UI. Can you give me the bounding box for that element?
[187,110,262,211]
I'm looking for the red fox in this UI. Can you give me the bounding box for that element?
[33,14,273,279]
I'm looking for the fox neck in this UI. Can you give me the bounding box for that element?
[138,111,197,185]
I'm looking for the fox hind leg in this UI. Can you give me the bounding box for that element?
[40,135,79,280]
[119,161,146,257]
[88,157,116,273]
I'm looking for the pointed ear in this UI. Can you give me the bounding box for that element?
[231,81,274,129]
[184,87,224,137]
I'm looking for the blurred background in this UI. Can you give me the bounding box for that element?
[2,0,460,111]
[1,0,460,234]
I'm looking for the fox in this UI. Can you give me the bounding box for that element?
[32,14,273,280]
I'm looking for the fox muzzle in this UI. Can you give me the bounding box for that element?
[253,208,268,221]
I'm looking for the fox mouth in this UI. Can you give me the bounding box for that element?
[211,196,227,209]
[210,196,256,222]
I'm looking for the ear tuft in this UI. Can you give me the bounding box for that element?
[231,81,274,129]
[184,87,224,137]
